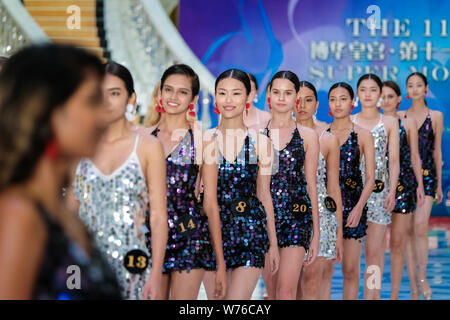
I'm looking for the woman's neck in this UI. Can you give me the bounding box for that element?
[22,157,68,215]
[102,117,130,142]
[157,112,190,133]
[270,110,294,128]
[297,117,315,130]
[359,105,380,119]
[331,116,353,130]
[218,115,246,131]
[410,99,427,112]
[382,109,398,118]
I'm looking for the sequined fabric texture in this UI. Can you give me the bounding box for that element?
[150,128,214,273]
[417,114,437,197]
[317,152,338,259]
[357,116,391,225]
[215,133,269,270]
[264,126,312,250]
[329,128,367,239]
[33,203,122,300]
[73,136,150,300]
[393,119,417,214]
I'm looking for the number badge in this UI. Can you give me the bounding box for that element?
[396,181,405,193]
[373,179,385,193]
[292,201,310,215]
[324,196,337,213]
[344,176,358,190]
[231,198,250,216]
[422,169,429,177]
[124,249,149,274]
[176,215,198,237]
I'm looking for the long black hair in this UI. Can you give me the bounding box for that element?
[0,43,104,190]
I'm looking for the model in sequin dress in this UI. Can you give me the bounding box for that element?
[150,126,215,273]
[74,135,151,299]
[353,114,391,225]
[393,119,418,213]
[215,131,269,269]
[32,202,122,299]
[263,122,312,250]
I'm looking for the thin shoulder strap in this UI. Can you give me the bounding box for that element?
[319,128,326,140]
[132,134,140,153]
[151,123,161,136]
[245,132,250,164]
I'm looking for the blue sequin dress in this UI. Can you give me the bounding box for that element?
[32,203,122,300]
[263,123,312,250]
[393,119,417,214]
[408,112,437,197]
[215,131,269,270]
[151,127,215,273]
[328,126,368,239]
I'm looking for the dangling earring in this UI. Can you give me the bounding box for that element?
[245,103,250,116]
[188,103,196,117]
[296,99,300,111]
[377,98,382,112]
[253,94,258,104]
[328,108,333,117]
[45,138,59,161]
[406,93,410,100]
[396,102,400,110]
[351,104,355,111]
[425,89,428,96]
[354,96,359,108]
[213,103,220,115]
[267,97,271,109]
[125,103,137,121]
[156,99,165,113]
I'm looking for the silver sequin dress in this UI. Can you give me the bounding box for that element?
[73,135,151,300]
[354,115,391,225]
[317,134,338,259]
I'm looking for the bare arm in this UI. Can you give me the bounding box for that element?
[432,111,444,203]
[358,129,376,213]
[201,139,226,271]
[0,198,46,299]
[406,119,425,205]
[143,138,168,279]
[325,135,343,244]
[386,117,400,211]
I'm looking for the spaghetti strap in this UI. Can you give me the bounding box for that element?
[132,134,140,153]
[319,128,327,140]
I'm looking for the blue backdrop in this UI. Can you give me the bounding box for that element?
[179,0,450,216]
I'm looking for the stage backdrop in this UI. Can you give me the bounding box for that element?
[179,0,450,216]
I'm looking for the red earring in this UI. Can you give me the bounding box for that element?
[213,103,220,115]
[396,102,400,110]
[296,99,300,110]
[45,139,59,161]
[328,108,333,117]
[156,99,165,113]
[406,93,410,100]
[245,103,250,116]
[188,103,196,117]
[267,97,271,110]
[377,106,381,111]
[425,89,428,95]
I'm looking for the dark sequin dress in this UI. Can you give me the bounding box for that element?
[393,119,417,214]
[215,132,269,270]
[411,112,437,197]
[328,127,368,239]
[150,127,214,273]
[33,202,122,300]
[263,124,312,250]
